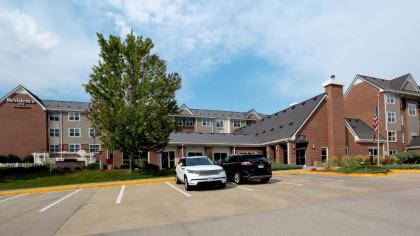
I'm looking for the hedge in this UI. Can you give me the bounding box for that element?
[271,164,303,171]
[394,152,420,164]
[383,164,420,170]
[337,165,389,174]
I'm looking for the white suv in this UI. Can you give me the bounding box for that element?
[175,156,227,191]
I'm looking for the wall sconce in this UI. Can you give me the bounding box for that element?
[276,146,279,151]
[312,144,315,150]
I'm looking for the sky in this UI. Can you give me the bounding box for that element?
[0,0,420,114]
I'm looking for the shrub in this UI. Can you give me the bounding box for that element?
[323,159,337,170]
[0,165,50,177]
[0,155,6,163]
[395,152,420,164]
[271,164,303,171]
[6,154,21,163]
[341,156,363,169]
[381,156,398,165]
[383,164,420,170]
[136,160,148,169]
[23,154,34,163]
[86,162,100,170]
[337,165,389,174]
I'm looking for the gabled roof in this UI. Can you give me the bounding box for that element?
[0,84,46,110]
[42,100,90,112]
[407,136,420,148]
[349,73,420,96]
[178,104,194,116]
[176,107,266,120]
[234,93,327,144]
[169,132,259,146]
[345,118,385,142]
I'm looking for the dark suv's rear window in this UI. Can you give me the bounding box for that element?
[240,155,267,162]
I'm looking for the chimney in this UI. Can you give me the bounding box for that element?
[323,75,346,160]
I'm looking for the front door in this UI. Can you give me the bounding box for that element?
[161,151,175,169]
[296,147,306,165]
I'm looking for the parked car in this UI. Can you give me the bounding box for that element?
[221,154,272,184]
[175,156,227,191]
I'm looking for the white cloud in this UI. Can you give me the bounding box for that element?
[106,0,420,101]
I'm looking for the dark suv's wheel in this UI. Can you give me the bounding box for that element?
[233,171,243,185]
[184,176,192,191]
[260,177,271,183]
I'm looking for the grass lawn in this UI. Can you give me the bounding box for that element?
[0,169,175,191]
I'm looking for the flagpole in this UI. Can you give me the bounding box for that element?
[377,93,380,166]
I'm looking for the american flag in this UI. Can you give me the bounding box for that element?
[373,106,379,143]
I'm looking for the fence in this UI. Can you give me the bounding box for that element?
[0,163,45,168]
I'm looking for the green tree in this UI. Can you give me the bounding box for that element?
[85,32,181,172]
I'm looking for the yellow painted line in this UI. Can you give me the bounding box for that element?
[389,169,420,174]
[0,177,174,197]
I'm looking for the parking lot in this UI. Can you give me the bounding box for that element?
[1,173,420,236]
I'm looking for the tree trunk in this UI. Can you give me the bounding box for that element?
[129,152,133,173]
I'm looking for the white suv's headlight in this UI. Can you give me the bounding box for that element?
[187,169,200,174]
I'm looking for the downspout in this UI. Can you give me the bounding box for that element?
[60,111,63,158]
[384,93,389,156]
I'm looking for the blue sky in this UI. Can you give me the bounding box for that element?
[1,1,420,114]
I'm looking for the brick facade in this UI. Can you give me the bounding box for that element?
[0,93,47,157]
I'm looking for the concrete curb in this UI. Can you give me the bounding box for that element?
[0,177,174,196]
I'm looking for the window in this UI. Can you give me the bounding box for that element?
[216,119,224,128]
[49,144,60,152]
[321,147,328,162]
[388,131,397,142]
[176,118,183,126]
[202,118,211,126]
[49,128,60,137]
[387,112,396,123]
[184,118,194,127]
[89,128,97,138]
[233,120,241,128]
[238,151,257,154]
[408,102,417,116]
[368,148,377,158]
[213,152,227,164]
[187,152,203,157]
[68,112,80,121]
[389,150,397,156]
[89,144,101,153]
[49,112,60,121]
[69,128,81,137]
[345,147,349,156]
[69,144,80,152]
[386,93,395,104]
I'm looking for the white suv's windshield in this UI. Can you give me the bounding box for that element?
[186,158,213,166]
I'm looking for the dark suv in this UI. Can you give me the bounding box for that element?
[221,154,272,184]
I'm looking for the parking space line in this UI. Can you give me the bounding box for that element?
[115,185,126,204]
[227,184,254,191]
[39,189,82,213]
[287,175,344,182]
[165,182,192,197]
[0,193,27,203]
[277,182,303,186]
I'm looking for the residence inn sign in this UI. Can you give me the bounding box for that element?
[6,97,36,108]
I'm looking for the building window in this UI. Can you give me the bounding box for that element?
[238,151,257,154]
[246,121,255,126]
[184,118,194,127]
[89,128,97,138]
[49,112,60,121]
[388,131,397,142]
[176,118,183,126]
[49,128,60,137]
[387,112,396,123]
[49,144,60,152]
[89,144,101,153]
[408,102,417,116]
[68,112,80,121]
[187,152,203,157]
[386,93,395,104]
[216,119,224,128]
[69,128,81,137]
[389,150,397,156]
[233,120,241,128]
[213,152,228,164]
[345,147,349,156]
[321,147,328,162]
[368,148,378,158]
[202,118,211,126]
[69,144,81,152]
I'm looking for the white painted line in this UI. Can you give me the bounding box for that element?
[39,189,82,213]
[277,182,303,186]
[0,194,27,203]
[115,185,126,204]
[165,182,192,197]
[227,184,254,191]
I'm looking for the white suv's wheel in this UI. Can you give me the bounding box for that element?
[184,176,192,191]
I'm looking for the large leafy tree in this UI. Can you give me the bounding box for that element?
[85,32,181,172]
